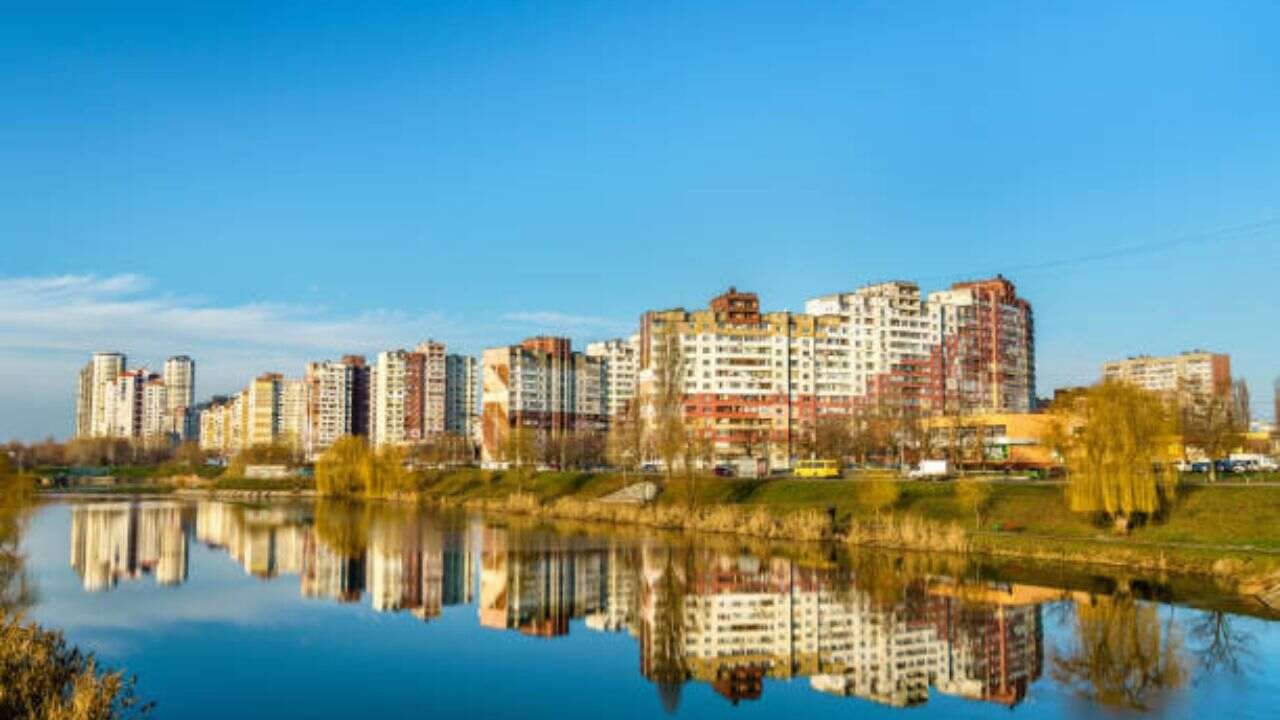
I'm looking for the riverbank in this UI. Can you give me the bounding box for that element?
[37,468,1280,599]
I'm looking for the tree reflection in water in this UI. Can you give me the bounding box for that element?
[1052,593,1188,710]
[1189,610,1254,677]
[643,547,689,714]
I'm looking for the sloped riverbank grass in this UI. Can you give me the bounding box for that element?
[35,465,1280,586]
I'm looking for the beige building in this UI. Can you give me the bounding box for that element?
[1102,351,1231,408]
[481,337,607,464]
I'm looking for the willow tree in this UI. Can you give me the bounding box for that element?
[315,436,412,497]
[1052,593,1187,710]
[1059,381,1180,529]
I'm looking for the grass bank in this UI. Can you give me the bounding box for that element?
[37,467,1280,591]
[405,468,1280,587]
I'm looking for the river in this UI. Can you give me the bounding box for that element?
[17,498,1280,718]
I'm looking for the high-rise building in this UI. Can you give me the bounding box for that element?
[586,335,639,419]
[280,378,307,452]
[445,354,480,438]
[641,288,848,469]
[304,355,371,457]
[162,355,196,439]
[481,337,607,464]
[1102,351,1230,409]
[75,363,93,438]
[247,373,285,447]
[927,276,1036,414]
[804,275,1036,416]
[198,396,231,454]
[77,351,198,443]
[101,368,168,440]
[372,341,447,447]
[84,351,126,437]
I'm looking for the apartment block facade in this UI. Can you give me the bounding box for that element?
[445,354,480,439]
[1102,351,1231,408]
[640,289,849,469]
[804,275,1035,416]
[585,335,639,419]
[481,337,607,463]
[638,279,1035,468]
[304,355,371,457]
[372,341,447,447]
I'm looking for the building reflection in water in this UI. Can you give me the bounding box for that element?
[70,502,189,590]
[69,500,1063,709]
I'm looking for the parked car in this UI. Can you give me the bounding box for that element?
[712,465,735,477]
[640,463,661,474]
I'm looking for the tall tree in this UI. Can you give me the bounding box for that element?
[1182,378,1249,481]
[1058,381,1180,530]
[651,325,687,485]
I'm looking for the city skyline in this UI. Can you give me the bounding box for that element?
[19,270,1278,443]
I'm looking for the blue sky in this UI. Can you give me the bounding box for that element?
[1,1,1277,439]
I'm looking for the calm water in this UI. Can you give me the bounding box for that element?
[16,499,1280,719]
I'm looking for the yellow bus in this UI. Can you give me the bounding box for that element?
[794,459,842,479]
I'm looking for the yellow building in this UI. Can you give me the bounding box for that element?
[923,413,1063,470]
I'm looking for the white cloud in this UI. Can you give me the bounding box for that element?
[501,310,632,335]
[0,274,464,440]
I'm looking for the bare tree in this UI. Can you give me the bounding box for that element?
[1182,378,1249,482]
[651,325,687,485]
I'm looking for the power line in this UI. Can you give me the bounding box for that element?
[917,215,1280,285]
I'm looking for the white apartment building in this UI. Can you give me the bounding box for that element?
[586,335,639,419]
[162,355,196,439]
[85,351,126,437]
[304,360,357,457]
[805,281,942,407]
[141,377,169,440]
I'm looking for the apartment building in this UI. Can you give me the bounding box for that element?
[926,276,1036,414]
[76,351,199,443]
[198,396,230,454]
[480,337,607,464]
[163,355,196,439]
[372,341,446,447]
[1102,350,1231,408]
[247,373,284,447]
[101,368,159,440]
[586,335,639,419]
[77,351,125,437]
[445,354,480,438]
[639,288,849,469]
[805,275,1035,415]
[304,355,371,457]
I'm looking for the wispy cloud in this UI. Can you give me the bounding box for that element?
[501,310,632,335]
[0,274,461,439]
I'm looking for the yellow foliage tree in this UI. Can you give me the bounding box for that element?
[315,436,414,497]
[954,479,994,529]
[1058,381,1180,528]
